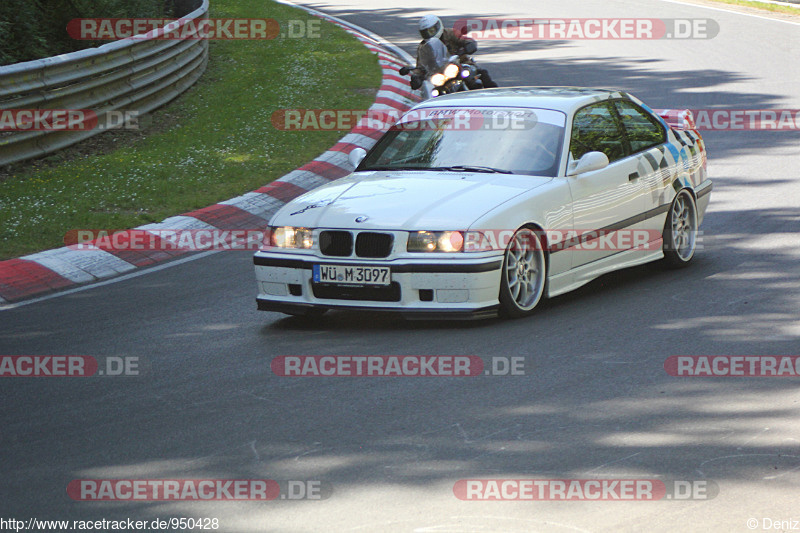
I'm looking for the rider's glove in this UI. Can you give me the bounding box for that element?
[410,74,423,90]
[399,65,412,76]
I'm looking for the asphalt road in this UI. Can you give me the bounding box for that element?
[1,0,799,531]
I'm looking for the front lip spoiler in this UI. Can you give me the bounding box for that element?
[256,298,500,320]
[253,255,502,274]
[695,181,713,199]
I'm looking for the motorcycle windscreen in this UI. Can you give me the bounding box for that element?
[418,38,449,74]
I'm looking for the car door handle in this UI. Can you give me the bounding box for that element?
[628,172,639,181]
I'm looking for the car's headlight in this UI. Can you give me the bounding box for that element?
[407,231,464,252]
[270,226,314,249]
[430,73,446,86]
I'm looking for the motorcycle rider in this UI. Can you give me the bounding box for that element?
[399,15,497,91]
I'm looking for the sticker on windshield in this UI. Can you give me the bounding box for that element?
[394,107,565,131]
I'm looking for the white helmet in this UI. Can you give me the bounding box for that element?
[419,15,444,40]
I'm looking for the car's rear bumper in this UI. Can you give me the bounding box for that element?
[253,252,503,320]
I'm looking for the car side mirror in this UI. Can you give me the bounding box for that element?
[567,151,610,176]
[348,147,367,169]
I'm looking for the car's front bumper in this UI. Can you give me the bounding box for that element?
[253,252,503,320]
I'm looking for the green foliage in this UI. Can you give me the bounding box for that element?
[0,0,175,65]
[0,0,49,65]
[0,0,382,258]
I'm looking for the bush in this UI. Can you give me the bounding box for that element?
[0,0,179,66]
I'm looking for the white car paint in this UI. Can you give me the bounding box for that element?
[253,87,711,319]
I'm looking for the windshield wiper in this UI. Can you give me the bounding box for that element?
[361,165,515,174]
[431,165,514,174]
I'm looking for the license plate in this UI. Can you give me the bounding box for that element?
[313,264,391,286]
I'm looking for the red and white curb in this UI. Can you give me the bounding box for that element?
[0,8,423,306]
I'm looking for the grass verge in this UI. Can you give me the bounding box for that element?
[707,0,800,14]
[0,0,382,259]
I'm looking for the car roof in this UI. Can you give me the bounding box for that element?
[413,87,635,115]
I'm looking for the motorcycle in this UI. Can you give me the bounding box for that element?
[426,56,482,97]
[399,37,484,97]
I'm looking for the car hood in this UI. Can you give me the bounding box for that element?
[271,170,552,230]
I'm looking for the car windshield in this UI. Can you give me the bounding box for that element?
[359,107,566,177]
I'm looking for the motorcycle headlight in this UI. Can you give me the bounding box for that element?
[443,63,460,79]
[430,73,446,87]
[407,231,464,253]
[461,69,471,78]
[270,226,314,249]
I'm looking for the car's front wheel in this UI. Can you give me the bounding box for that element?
[499,227,547,318]
[662,189,698,268]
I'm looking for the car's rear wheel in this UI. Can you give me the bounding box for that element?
[499,227,547,318]
[662,189,698,268]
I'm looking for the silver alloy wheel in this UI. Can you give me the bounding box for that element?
[670,191,698,261]
[503,229,546,312]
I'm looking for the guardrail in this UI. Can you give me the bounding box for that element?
[0,0,209,167]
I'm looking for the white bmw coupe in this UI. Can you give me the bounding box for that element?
[254,87,711,319]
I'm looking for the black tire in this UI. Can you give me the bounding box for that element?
[662,189,698,269]
[499,227,547,318]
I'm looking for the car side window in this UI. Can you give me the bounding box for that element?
[570,102,627,163]
[614,100,666,153]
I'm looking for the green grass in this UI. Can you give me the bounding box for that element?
[0,0,382,259]
[709,0,800,14]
